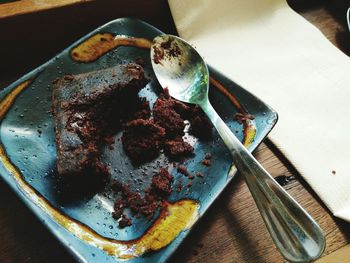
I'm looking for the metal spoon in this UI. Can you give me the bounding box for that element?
[151,34,325,263]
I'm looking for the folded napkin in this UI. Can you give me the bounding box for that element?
[168,0,350,222]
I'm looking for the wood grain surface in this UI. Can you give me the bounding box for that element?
[0,0,349,262]
[0,0,92,19]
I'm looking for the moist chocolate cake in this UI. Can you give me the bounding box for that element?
[122,119,165,164]
[151,168,173,196]
[152,93,187,138]
[164,137,194,160]
[52,63,148,195]
[152,89,212,140]
[119,86,213,165]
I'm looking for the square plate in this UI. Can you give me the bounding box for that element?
[0,18,277,262]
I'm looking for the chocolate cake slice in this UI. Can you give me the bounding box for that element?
[52,63,148,196]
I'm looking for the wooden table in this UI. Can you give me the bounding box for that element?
[0,0,349,262]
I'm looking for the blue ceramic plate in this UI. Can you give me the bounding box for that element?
[0,18,277,263]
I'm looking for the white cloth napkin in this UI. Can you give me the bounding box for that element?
[168,0,350,222]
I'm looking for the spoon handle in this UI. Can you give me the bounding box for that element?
[201,100,325,263]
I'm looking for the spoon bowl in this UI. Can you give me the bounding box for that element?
[151,35,208,104]
[151,34,325,263]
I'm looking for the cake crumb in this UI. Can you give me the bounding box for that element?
[118,214,132,228]
[112,198,124,220]
[176,178,183,192]
[164,138,194,159]
[151,168,173,196]
[202,153,212,166]
[177,165,190,176]
[196,172,204,178]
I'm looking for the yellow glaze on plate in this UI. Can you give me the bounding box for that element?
[0,78,33,119]
[243,121,257,147]
[71,33,152,63]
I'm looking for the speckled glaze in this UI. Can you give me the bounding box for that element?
[0,18,277,263]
